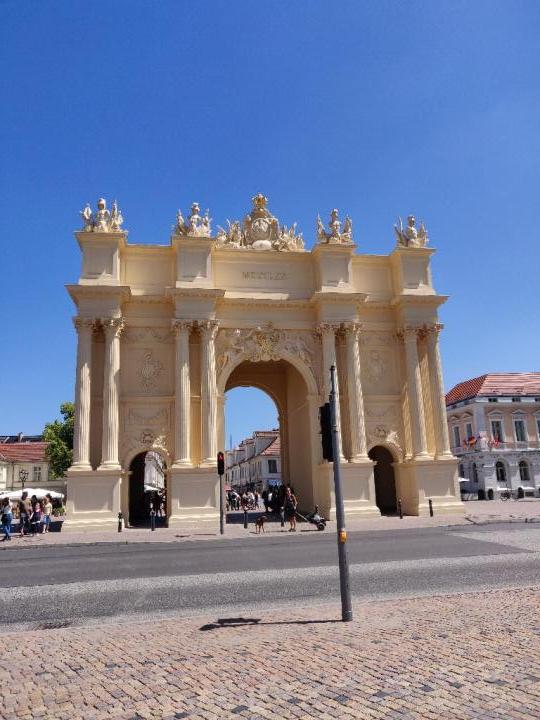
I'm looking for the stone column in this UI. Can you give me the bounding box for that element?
[72,317,95,469]
[400,326,429,459]
[200,320,219,465]
[425,323,452,458]
[98,317,124,470]
[317,323,344,461]
[172,320,193,467]
[343,322,368,461]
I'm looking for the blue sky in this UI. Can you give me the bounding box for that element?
[1,1,539,444]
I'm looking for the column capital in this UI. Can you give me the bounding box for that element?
[198,319,219,339]
[100,317,125,338]
[421,322,444,340]
[73,317,96,333]
[171,319,195,335]
[396,325,422,343]
[315,322,340,337]
[341,321,362,338]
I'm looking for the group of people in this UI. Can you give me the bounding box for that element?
[1,491,54,541]
[226,490,260,511]
[226,484,299,531]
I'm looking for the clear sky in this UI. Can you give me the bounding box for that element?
[1,0,539,444]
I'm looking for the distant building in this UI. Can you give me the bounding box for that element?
[225,430,281,492]
[0,434,61,493]
[446,374,540,498]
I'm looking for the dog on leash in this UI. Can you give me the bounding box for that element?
[255,515,267,534]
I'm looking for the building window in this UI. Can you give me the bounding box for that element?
[495,461,507,486]
[491,420,504,442]
[535,398,540,403]
[511,397,522,403]
[514,419,527,443]
[268,459,277,473]
[458,464,465,478]
[33,466,42,483]
[465,422,473,440]
[519,460,530,485]
[488,398,498,403]
[453,426,461,448]
[472,463,478,484]
[537,418,540,438]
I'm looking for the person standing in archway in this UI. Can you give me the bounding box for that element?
[284,486,297,532]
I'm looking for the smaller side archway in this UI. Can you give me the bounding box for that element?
[127,450,168,527]
[368,445,398,515]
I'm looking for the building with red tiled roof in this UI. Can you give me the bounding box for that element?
[225,430,281,491]
[0,439,50,491]
[445,373,540,499]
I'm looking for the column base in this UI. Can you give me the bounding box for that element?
[69,462,92,472]
[64,469,122,532]
[97,463,122,472]
[171,459,193,469]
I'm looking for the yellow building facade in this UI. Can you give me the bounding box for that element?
[65,195,463,531]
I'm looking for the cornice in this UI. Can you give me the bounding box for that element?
[166,287,226,300]
[66,284,131,303]
[390,293,447,308]
[310,291,367,305]
[390,246,436,259]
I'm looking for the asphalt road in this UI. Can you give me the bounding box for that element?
[1,523,539,628]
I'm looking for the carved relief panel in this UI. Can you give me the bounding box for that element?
[120,327,173,397]
[360,331,399,395]
[120,403,172,467]
[364,403,404,459]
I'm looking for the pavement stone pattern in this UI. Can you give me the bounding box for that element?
[1,587,539,719]
[2,499,540,550]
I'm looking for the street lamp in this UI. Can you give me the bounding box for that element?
[19,468,28,489]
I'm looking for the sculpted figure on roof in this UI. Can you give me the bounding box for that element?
[79,198,124,232]
[393,215,428,248]
[316,208,354,244]
[174,202,212,237]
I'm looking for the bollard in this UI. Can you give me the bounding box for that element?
[429,498,434,517]
[398,499,403,520]
[244,509,248,529]
[118,512,123,532]
[280,507,285,527]
[150,509,156,531]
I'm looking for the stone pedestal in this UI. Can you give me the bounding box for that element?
[167,467,220,530]
[396,458,463,516]
[316,461,379,521]
[64,469,122,531]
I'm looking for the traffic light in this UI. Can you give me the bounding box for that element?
[217,451,225,476]
[319,403,333,461]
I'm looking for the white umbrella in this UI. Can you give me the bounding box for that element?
[0,488,64,500]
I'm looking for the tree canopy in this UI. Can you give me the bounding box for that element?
[44,402,74,479]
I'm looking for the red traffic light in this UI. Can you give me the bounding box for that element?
[217,451,225,476]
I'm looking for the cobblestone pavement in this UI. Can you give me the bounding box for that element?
[1,587,539,719]
[2,499,539,550]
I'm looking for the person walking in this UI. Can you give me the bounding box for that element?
[18,491,31,536]
[1,499,13,542]
[30,499,42,535]
[42,495,53,533]
[284,486,298,532]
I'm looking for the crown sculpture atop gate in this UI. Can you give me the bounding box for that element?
[174,202,212,238]
[316,208,354,245]
[80,198,124,232]
[393,215,429,248]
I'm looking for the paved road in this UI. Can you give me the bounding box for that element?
[1,522,539,627]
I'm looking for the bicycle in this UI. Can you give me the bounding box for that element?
[499,488,512,500]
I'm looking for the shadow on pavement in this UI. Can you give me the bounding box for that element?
[199,617,341,631]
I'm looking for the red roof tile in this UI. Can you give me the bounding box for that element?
[446,373,540,406]
[261,436,280,455]
[0,442,49,463]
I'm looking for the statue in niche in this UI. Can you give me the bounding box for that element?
[316,208,354,244]
[393,215,428,247]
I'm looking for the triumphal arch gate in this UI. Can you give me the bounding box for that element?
[65,194,463,530]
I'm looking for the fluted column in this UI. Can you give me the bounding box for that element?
[172,320,193,466]
[72,317,95,469]
[317,323,344,461]
[200,320,219,465]
[425,323,452,458]
[98,317,124,470]
[400,326,429,459]
[343,322,368,461]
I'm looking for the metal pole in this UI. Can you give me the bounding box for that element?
[428,498,434,517]
[117,512,123,533]
[219,472,225,536]
[398,499,403,519]
[243,508,248,529]
[330,365,353,622]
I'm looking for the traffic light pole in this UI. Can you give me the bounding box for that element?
[330,365,353,622]
[219,471,224,536]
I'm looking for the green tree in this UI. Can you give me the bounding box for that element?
[44,402,74,479]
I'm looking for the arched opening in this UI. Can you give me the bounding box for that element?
[128,450,167,528]
[495,460,507,486]
[368,445,397,515]
[222,358,315,513]
[519,460,530,485]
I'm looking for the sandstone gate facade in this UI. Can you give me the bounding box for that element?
[66,195,462,530]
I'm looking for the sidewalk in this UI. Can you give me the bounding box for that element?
[1,587,539,719]
[2,499,539,549]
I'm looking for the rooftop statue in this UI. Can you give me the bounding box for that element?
[393,215,428,248]
[317,208,353,244]
[216,193,304,251]
[174,202,212,237]
[79,198,124,233]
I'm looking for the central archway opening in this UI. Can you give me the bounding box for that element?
[128,451,167,527]
[222,358,315,516]
[368,445,397,515]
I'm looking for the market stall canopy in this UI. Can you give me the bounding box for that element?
[0,488,64,500]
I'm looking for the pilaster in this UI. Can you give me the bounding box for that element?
[424,323,453,458]
[199,320,219,466]
[316,322,345,461]
[398,326,429,459]
[342,322,369,461]
[97,317,124,471]
[172,320,194,467]
[71,317,95,470]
